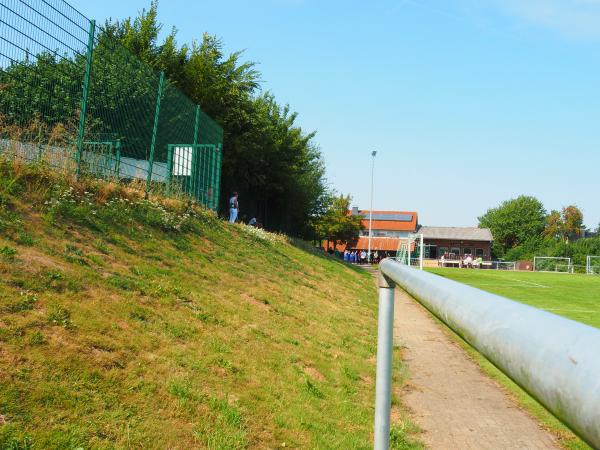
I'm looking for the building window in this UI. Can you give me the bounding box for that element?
[450,247,460,257]
[424,244,436,259]
[439,247,448,257]
[476,248,484,258]
[463,248,472,255]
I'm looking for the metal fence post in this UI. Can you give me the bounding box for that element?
[193,105,201,146]
[115,140,121,178]
[209,146,217,210]
[146,71,165,197]
[75,19,96,177]
[374,271,395,450]
[214,143,222,211]
[166,144,174,195]
[190,105,201,201]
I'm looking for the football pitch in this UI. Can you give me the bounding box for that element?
[426,267,600,329]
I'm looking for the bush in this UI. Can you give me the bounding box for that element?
[4,292,37,313]
[47,305,71,327]
[0,245,17,261]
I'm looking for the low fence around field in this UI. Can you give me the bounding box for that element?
[0,137,221,209]
[379,259,600,449]
[0,138,168,180]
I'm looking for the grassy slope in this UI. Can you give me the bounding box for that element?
[0,163,421,449]
[426,267,597,449]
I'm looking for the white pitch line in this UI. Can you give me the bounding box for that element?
[508,278,550,289]
[474,283,547,289]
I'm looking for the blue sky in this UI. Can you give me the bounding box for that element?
[71,0,600,229]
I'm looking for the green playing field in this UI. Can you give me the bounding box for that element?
[426,267,600,329]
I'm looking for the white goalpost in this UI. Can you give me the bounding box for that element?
[533,256,573,273]
[491,261,517,271]
[587,256,600,275]
[396,233,424,270]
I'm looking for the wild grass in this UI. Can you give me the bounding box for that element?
[0,159,422,449]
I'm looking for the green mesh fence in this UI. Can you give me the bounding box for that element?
[0,0,223,209]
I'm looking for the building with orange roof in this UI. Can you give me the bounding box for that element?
[324,207,493,263]
[344,207,418,253]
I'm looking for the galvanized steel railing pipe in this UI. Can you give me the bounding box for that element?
[377,258,600,449]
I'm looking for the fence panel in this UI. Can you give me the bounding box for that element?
[0,0,223,210]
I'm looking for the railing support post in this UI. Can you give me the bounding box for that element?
[76,19,96,177]
[374,272,395,450]
[146,71,165,197]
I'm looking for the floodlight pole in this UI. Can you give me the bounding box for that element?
[368,150,377,264]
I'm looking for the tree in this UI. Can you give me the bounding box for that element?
[478,196,546,257]
[542,205,584,242]
[561,205,584,241]
[314,194,362,250]
[103,4,328,236]
[544,210,562,240]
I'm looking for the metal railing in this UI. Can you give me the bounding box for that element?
[374,258,600,449]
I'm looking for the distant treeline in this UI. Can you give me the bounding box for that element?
[479,195,600,264]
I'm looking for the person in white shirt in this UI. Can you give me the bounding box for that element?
[464,254,473,268]
[228,192,239,223]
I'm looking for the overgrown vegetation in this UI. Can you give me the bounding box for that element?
[0,159,422,449]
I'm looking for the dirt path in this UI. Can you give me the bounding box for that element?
[394,288,560,449]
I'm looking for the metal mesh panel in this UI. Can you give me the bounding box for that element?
[0,0,86,135]
[166,144,221,207]
[0,0,223,209]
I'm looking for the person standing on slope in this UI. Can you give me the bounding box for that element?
[229,192,239,223]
